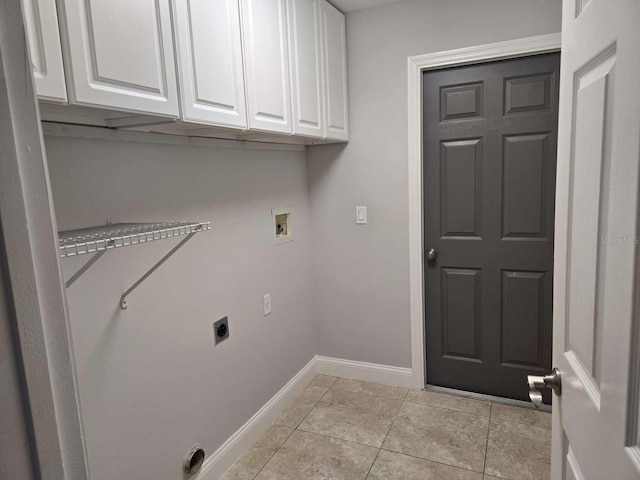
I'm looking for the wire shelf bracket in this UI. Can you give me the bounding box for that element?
[58,222,211,309]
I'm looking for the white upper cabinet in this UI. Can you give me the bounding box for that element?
[172,0,247,129]
[61,0,179,116]
[321,0,348,140]
[22,0,67,102]
[240,0,292,134]
[287,0,323,138]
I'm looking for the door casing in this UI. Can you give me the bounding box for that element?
[407,33,562,390]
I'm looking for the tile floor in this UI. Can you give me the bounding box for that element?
[222,375,551,480]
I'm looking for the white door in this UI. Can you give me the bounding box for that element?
[62,0,179,116]
[552,0,640,478]
[240,0,292,134]
[288,0,324,138]
[172,0,247,129]
[320,0,348,141]
[22,0,67,102]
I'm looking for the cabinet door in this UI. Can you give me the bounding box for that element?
[240,0,292,133]
[22,0,67,102]
[321,0,348,140]
[61,0,179,116]
[288,0,323,138]
[173,0,247,129]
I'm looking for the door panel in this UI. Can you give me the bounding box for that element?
[320,0,348,140]
[424,53,560,403]
[172,0,247,128]
[440,139,483,237]
[502,133,550,238]
[240,0,292,133]
[288,0,324,137]
[553,0,640,477]
[62,0,179,116]
[22,0,67,102]
[501,270,546,369]
[441,268,482,360]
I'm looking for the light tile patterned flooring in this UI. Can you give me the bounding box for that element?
[222,375,551,480]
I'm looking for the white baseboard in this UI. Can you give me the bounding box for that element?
[315,356,414,389]
[196,357,318,479]
[197,356,413,479]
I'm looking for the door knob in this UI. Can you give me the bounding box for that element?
[426,248,438,261]
[527,368,561,408]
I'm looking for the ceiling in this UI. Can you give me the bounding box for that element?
[329,0,407,13]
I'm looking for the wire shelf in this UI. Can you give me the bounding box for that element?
[58,221,211,258]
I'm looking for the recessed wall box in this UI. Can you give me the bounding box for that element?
[272,207,294,245]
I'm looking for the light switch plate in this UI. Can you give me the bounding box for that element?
[263,294,271,316]
[356,206,367,224]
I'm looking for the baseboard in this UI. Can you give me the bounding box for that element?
[195,357,318,479]
[197,355,413,479]
[315,356,414,389]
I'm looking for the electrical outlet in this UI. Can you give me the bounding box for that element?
[263,294,271,316]
[213,317,229,344]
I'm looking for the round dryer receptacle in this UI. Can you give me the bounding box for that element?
[183,445,205,475]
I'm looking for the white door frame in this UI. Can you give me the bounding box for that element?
[0,1,88,478]
[407,33,562,389]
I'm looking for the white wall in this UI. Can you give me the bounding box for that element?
[45,134,316,480]
[307,0,562,368]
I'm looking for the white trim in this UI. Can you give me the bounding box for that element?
[0,1,89,478]
[407,33,562,390]
[196,357,319,479]
[197,355,412,478]
[41,122,308,152]
[315,356,414,388]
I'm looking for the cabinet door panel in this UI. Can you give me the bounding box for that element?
[23,0,67,102]
[321,0,348,140]
[288,0,323,137]
[62,0,179,116]
[240,0,292,133]
[173,0,247,128]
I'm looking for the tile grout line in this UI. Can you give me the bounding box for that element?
[249,426,296,480]
[251,375,338,480]
[364,388,409,479]
[402,399,492,418]
[379,446,487,475]
[363,448,382,480]
[242,378,548,480]
[293,383,334,428]
[482,403,494,477]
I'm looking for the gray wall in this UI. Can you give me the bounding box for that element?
[45,135,316,480]
[307,0,562,368]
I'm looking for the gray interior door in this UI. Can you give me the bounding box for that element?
[423,53,560,403]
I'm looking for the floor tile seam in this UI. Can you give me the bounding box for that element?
[381,388,409,445]
[363,447,383,480]
[487,416,553,435]
[378,446,486,475]
[248,426,296,480]
[482,470,514,480]
[480,404,492,476]
[291,385,333,429]
[489,403,552,430]
[312,375,339,390]
[402,399,492,420]
[329,383,409,402]
[294,424,384,449]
